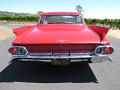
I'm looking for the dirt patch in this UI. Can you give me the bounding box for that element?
[108,29,120,39]
[0,27,14,41]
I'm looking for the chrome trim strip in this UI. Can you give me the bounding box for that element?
[28,52,94,56]
[13,55,94,59]
[28,53,52,56]
[12,54,108,59]
[12,54,109,63]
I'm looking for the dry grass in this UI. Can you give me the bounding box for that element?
[108,29,120,39]
[0,21,37,25]
[0,27,14,41]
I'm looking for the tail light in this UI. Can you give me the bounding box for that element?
[105,47,113,54]
[95,45,114,55]
[9,48,17,55]
[9,46,27,55]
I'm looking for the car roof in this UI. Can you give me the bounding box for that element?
[40,12,81,15]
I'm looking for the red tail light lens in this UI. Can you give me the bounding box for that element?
[9,48,17,55]
[105,47,113,54]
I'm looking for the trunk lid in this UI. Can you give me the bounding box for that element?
[13,24,101,44]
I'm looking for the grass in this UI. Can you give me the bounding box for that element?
[0,21,37,25]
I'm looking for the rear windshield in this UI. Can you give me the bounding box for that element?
[40,15,83,24]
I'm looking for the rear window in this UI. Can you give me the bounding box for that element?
[40,15,83,24]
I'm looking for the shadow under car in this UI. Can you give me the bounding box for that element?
[0,60,98,83]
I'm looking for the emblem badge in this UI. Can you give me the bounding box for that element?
[58,40,64,42]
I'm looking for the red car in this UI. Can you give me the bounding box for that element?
[9,12,114,65]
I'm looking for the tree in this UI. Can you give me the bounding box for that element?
[76,5,83,13]
[37,11,44,14]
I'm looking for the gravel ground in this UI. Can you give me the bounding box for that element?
[108,29,120,39]
[0,27,14,41]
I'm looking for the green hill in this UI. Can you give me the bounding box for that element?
[0,11,32,16]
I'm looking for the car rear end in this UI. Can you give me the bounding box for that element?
[9,12,114,65]
[9,44,113,65]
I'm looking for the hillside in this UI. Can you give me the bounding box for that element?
[0,11,32,16]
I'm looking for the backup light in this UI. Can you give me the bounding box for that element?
[20,48,27,55]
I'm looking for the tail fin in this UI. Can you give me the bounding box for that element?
[88,25,110,40]
[13,26,34,37]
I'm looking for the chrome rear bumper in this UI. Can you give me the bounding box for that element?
[12,54,110,63]
[9,45,113,63]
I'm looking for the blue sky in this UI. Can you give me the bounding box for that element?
[0,0,120,19]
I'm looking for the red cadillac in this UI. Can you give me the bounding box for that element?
[9,12,114,65]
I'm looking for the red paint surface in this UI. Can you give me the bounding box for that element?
[40,12,81,16]
[13,26,34,37]
[12,12,111,53]
[14,44,99,53]
[88,25,110,40]
[13,24,101,44]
